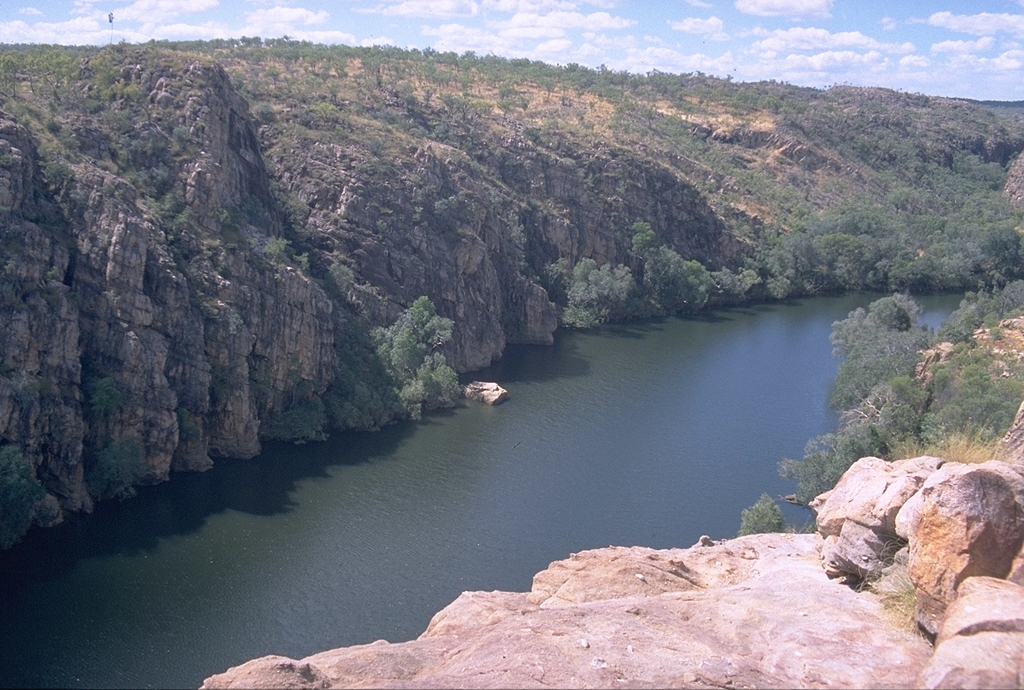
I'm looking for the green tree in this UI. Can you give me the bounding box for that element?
[0,445,45,548]
[87,439,147,500]
[373,296,461,417]
[562,258,637,328]
[829,295,929,409]
[738,493,786,536]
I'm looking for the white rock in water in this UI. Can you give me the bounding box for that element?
[463,381,508,405]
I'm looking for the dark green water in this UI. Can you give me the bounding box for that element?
[0,294,961,689]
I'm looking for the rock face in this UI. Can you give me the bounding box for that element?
[0,59,339,526]
[813,455,943,580]
[462,381,508,405]
[897,461,1024,635]
[201,534,931,690]
[921,576,1024,689]
[2,49,751,538]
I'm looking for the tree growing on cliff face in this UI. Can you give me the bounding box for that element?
[0,445,45,548]
[562,258,638,328]
[373,296,461,418]
[631,222,715,313]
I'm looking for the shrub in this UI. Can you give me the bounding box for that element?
[261,397,327,442]
[0,445,45,548]
[87,439,147,500]
[738,493,786,536]
[86,376,122,419]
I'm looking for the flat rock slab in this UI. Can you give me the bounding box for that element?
[202,534,931,689]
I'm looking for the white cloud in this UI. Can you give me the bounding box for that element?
[533,37,573,53]
[669,16,728,41]
[992,49,1024,70]
[609,46,736,74]
[927,12,1024,39]
[781,49,887,73]
[241,6,329,35]
[147,21,229,39]
[749,27,913,55]
[377,0,480,17]
[581,31,636,49]
[423,22,516,53]
[481,0,576,10]
[491,10,634,31]
[880,16,896,31]
[500,25,565,39]
[19,7,43,16]
[685,0,713,7]
[114,0,219,23]
[899,55,929,69]
[0,16,126,44]
[931,37,995,54]
[734,0,832,19]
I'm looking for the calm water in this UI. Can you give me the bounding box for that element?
[0,294,961,689]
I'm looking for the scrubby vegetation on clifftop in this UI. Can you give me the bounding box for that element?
[2,40,1024,547]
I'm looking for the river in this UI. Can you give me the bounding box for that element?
[0,293,961,689]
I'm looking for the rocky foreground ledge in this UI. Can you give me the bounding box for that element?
[201,534,928,689]
[202,456,1024,689]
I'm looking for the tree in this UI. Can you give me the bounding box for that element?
[373,296,461,417]
[738,493,785,536]
[829,294,929,409]
[0,445,45,548]
[631,222,714,313]
[562,258,637,328]
[87,439,147,500]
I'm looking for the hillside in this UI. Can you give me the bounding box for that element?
[1,41,1024,547]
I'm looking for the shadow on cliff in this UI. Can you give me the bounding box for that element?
[0,423,418,588]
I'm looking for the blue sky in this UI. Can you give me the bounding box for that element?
[3,1,1024,100]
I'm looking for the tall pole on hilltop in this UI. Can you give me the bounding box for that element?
[108,13,114,44]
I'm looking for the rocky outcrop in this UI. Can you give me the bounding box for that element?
[462,381,507,405]
[0,116,88,511]
[813,455,943,580]
[0,57,340,528]
[1005,152,1024,208]
[921,576,1024,689]
[897,460,1024,635]
[201,534,931,689]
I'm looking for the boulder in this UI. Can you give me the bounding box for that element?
[812,456,943,580]
[895,461,1024,636]
[463,381,508,405]
[202,534,932,689]
[1001,398,1024,466]
[920,576,1024,689]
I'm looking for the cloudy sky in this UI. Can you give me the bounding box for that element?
[3,1,1024,100]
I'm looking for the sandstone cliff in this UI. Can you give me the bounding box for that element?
[0,56,341,528]
[202,454,1024,689]
[4,43,1024,545]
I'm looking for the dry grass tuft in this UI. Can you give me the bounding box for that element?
[892,431,1001,465]
[868,557,919,635]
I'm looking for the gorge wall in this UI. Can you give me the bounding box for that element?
[0,51,740,537]
[3,44,1024,544]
